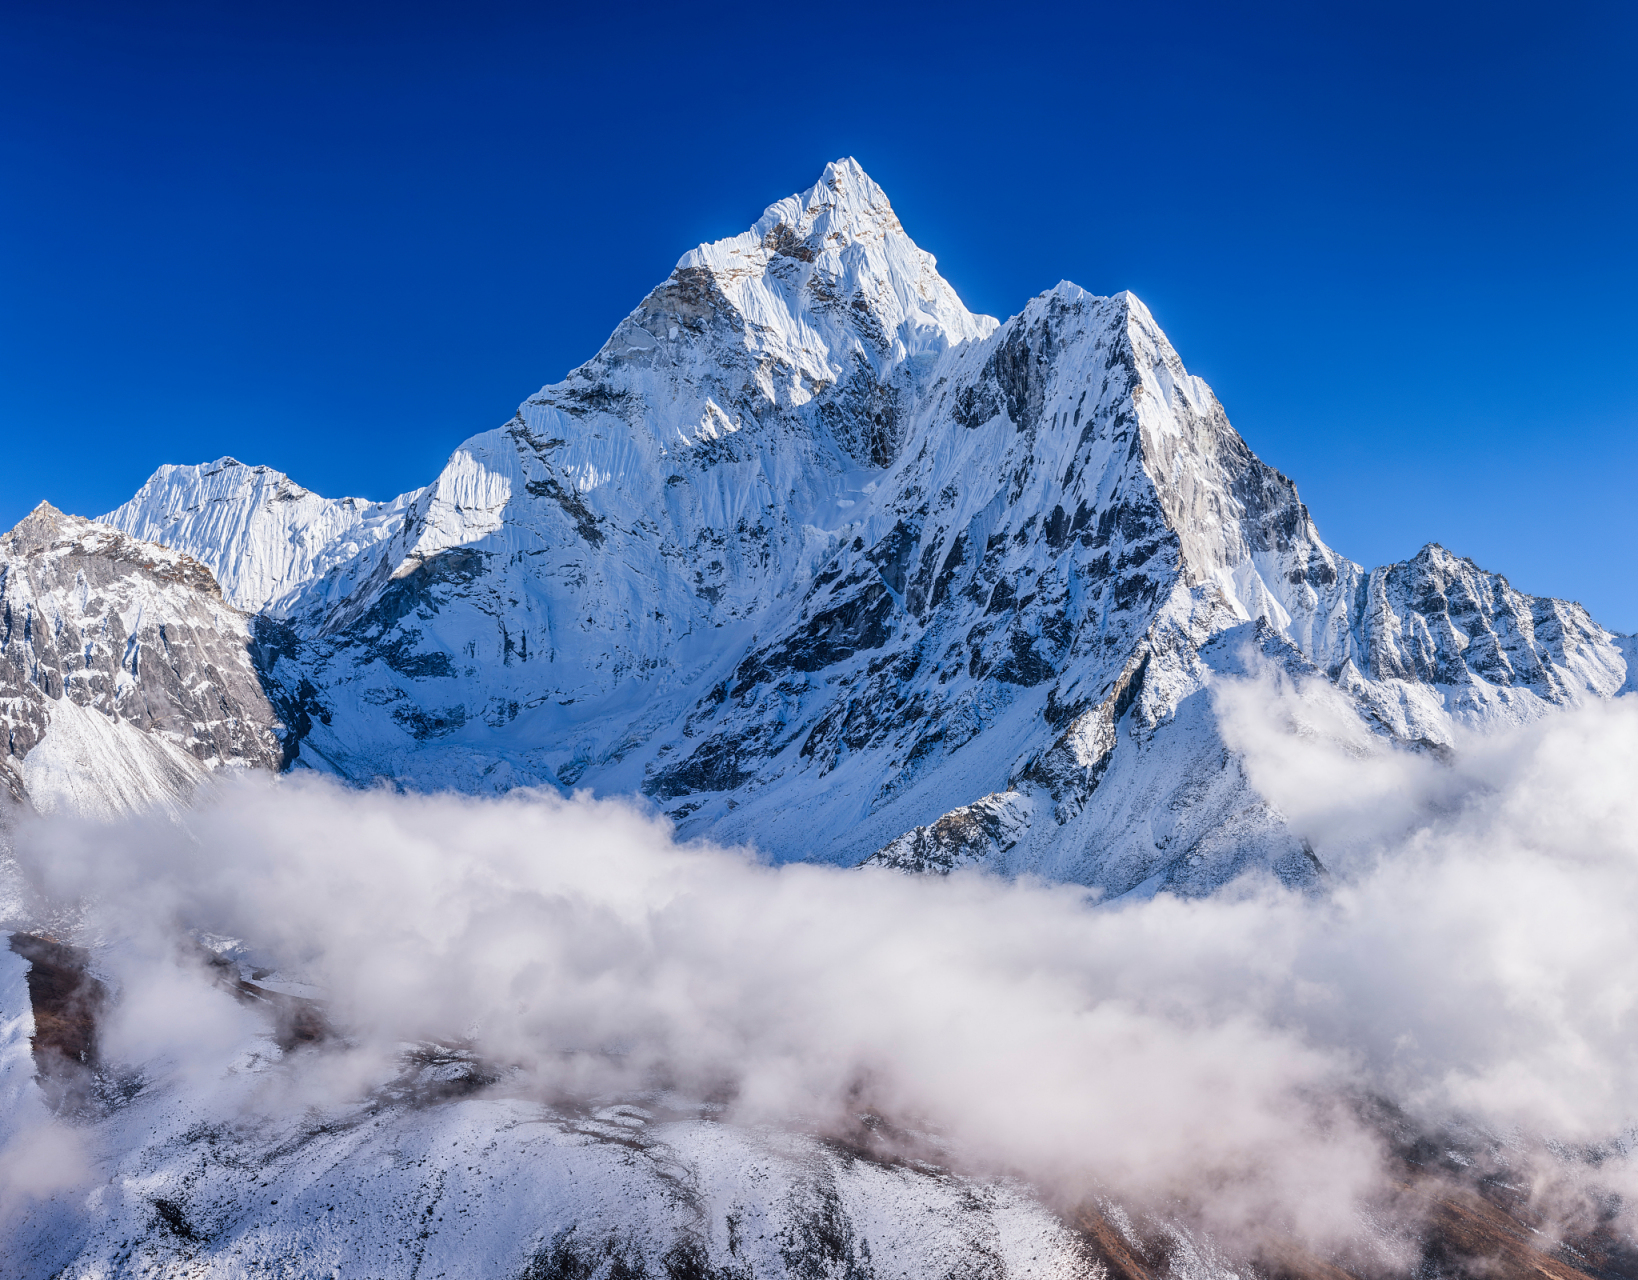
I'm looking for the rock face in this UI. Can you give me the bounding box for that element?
[0,503,284,817]
[87,157,1629,893]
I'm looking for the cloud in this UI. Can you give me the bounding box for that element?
[0,1121,90,1230]
[1215,663,1638,1141]
[10,669,1638,1254]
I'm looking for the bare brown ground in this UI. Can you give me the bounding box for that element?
[8,930,106,1110]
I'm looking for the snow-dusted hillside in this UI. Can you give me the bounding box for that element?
[82,157,1630,896]
[0,504,284,818]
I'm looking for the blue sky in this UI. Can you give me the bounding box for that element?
[3,1,1634,628]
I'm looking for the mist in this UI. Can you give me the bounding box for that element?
[7,663,1638,1255]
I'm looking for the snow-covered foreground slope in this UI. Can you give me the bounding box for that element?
[89,159,1628,895]
[0,942,1091,1280]
[0,504,284,818]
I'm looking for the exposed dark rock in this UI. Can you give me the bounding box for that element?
[525,473,607,547]
[735,582,896,689]
[814,352,905,467]
[151,1198,200,1242]
[645,731,757,800]
[0,504,284,807]
[391,702,468,741]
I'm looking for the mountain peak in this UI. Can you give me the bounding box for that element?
[677,158,908,275]
[525,158,998,464]
[18,159,1636,908]
[102,460,420,617]
[7,500,72,551]
[660,158,995,377]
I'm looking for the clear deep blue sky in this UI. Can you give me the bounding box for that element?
[3,1,1634,628]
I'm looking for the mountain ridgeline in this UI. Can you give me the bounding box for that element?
[7,158,1631,896]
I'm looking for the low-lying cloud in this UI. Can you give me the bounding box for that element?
[8,663,1638,1255]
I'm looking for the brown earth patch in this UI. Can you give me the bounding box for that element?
[199,948,328,1051]
[8,931,106,1110]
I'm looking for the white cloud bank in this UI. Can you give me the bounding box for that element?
[8,664,1638,1254]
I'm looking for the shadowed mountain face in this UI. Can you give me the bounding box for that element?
[0,158,1622,893]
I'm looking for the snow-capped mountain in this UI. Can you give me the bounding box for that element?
[105,457,423,621]
[69,157,1629,896]
[2,158,1633,1279]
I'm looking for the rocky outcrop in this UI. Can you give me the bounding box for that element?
[1330,544,1625,737]
[0,504,285,816]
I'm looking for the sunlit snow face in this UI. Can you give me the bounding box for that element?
[10,681,1638,1249]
